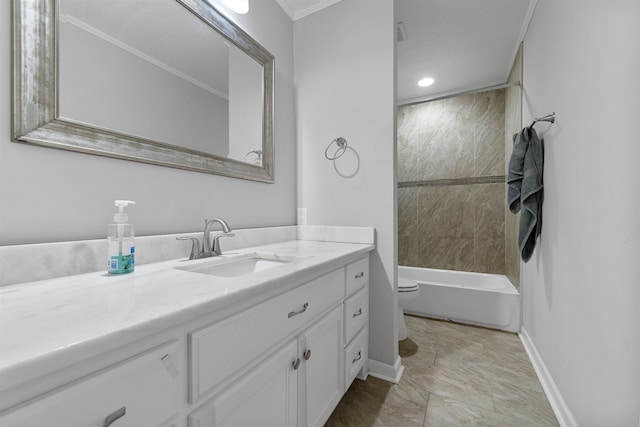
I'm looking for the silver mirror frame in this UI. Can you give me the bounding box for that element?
[12,0,275,183]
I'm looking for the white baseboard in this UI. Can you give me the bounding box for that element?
[519,327,578,427]
[367,356,404,384]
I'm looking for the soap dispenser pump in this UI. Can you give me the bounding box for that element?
[108,200,136,275]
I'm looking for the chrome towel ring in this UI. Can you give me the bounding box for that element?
[325,137,348,160]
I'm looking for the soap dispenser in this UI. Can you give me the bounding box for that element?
[108,200,136,275]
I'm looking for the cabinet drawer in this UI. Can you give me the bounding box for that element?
[189,268,344,402]
[343,286,368,344]
[0,341,180,427]
[345,257,369,296]
[344,328,368,391]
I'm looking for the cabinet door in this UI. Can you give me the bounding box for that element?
[188,339,298,427]
[298,305,344,427]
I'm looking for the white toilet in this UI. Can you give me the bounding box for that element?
[397,277,420,340]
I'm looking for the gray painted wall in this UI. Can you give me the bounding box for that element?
[522,0,640,424]
[0,0,296,245]
[294,0,398,369]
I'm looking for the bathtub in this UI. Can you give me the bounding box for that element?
[399,266,521,333]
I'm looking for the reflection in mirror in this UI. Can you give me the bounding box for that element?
[13,0,274,182]
[59,0,263,164]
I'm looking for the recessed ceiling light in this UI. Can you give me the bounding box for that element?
[418,77,435,87]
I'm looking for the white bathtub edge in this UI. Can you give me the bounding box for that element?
[404,310,520,333]
[519,327,577,427]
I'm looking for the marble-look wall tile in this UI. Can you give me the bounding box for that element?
[420,236,475,271]
[399,90,506,182]
[417,186,474,239]
[398,235,420,267]
[474,123,505,177]
[397,133,417,182]
[473,183,506,274]
[398,188,418,237]
[474,184,506,239]
[417,126,475,180]
[398,88,510,275]
[475,238,506,274]
[449,94,476,123]
[398,102,439,135]
[473,90,505,124]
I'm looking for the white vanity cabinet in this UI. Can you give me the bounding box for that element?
[0,250,371,427]
[188,256,369,427]
[188,269,344,403]
[0,341,180,427]
[188,306,344,427]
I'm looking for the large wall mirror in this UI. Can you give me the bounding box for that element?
[12,0,275,182]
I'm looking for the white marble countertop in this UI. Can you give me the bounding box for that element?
[0,239,374,392]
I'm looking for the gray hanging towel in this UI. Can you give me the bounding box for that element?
[507,127,544,262]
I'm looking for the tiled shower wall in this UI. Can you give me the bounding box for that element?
[397,90,506,274]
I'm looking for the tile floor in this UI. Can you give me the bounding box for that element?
[326,315,559,426]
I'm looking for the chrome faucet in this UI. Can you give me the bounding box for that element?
[203,218,235,256]
[176,218,235,260]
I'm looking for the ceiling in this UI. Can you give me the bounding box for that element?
[279,0,536,104]
[61,0,232,98]
[63,0,537,105]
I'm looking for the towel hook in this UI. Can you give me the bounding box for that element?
[529,112,556,129]
[325,137,348,160]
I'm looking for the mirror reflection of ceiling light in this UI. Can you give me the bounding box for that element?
[418,77,435,87]
[223,0,249,14]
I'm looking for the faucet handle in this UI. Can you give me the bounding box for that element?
[176,237,201,260]
[212,232,235,255]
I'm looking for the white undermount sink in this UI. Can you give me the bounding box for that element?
[175,255,291,278]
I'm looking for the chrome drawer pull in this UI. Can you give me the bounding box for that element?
[103,406,126,427]
[304,349,311,360]
[352,351,362,364]
[353,308,363,318]
[292,358,301,370]
[355,272,364,279]
[288,302,309,318]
